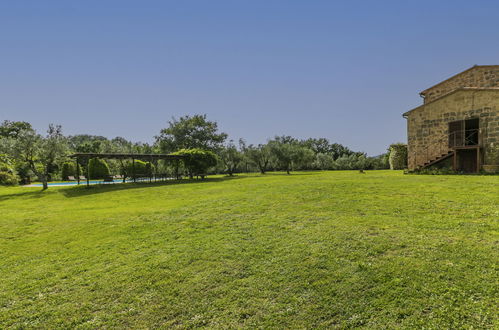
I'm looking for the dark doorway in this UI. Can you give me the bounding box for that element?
[464,118,479,146]
[449,120,464,147]
[457,149,478,173]
[449,118,479,147]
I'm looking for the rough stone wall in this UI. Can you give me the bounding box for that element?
[406,89,499,170]
[422,66,499,103]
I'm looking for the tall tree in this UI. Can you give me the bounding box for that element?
[0,120,33,139]
[9,125,67,190]
[268,137,314,174]
[244,144,272,174]
[219,141,243,176]
[155,114,227,153]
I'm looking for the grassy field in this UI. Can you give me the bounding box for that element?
[0,171,498,328]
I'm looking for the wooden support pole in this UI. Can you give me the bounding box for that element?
[86,157,90,187]
[76,157,80,185]
[149,156,152,183]
[132,158,136,183]
[477,148,480,173]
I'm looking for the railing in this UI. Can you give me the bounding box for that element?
[448,129,480,148]
[413,138,451,169]
[412,129,481,169]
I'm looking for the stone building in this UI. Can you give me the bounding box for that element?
[403,65,499,173]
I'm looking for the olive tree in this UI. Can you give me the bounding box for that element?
[244,144,272,174]
[172,148,218,179]
[219,142,244,176]
[268,137,314,174]
[155,114,227,153]
[7,125,67,190]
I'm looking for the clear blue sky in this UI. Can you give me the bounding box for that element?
[1,1,499,155]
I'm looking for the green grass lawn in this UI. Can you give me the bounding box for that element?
[0,171,498,328]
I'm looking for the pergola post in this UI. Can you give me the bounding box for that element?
[149,156,153,183]
[153,158,158,182]
[86,157,90,187]
[76,157,80,185]
[132,157,136,183]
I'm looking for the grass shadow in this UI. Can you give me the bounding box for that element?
[0,189,54,202]
[60,175,246,198]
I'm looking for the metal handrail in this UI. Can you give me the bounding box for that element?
[412,128,480,169]
[448,129,480,147]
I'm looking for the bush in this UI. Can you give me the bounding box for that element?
[125,160,154,178]
[0,154,18,185]
[389,143,407,170]
[332,153,369,170]
[0,171,18,185]
[61,162,82,180]
[15,162,34,185]
[88,158,110,179]
[313,153,334,170]
[172,148,218,178]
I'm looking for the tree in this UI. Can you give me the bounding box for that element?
[388,143,408,170]
[172,148,218,179]
[301,138,331,154]
[313,153,334,170]
[61,161,82,180]
[124,160,154,179]
[268,137,314,174]
[156,115,228,153]
[0,154,18,185]
[244,144,272,174]
[0,120,33,139]
[219,142,243,176]
[88,158,111,179]
[5,125,67,189]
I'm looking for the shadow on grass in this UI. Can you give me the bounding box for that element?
[60,175,246,198]
[0,189,55,202]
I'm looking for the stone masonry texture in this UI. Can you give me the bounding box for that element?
[405,66,499,171]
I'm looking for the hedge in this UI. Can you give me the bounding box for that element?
[88,158,111,179]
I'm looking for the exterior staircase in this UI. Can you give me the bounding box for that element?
[416,150,455,170]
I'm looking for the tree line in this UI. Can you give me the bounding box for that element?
[0,115,404,189]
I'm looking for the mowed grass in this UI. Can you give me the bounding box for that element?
[0,171,498,328]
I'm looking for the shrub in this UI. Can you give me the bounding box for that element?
[313,153,334,170]
[61,162,82,180]
[88,158,110,179]
[15,162,34,184]
[0,155,18,186]
[389,143,407,170]
[172,148,218,178]
[0,171,18,185]
[125,160,154,178]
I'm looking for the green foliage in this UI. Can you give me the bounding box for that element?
[243,144,272,174]
[219,142,243,176]
[156,114,228,153]
[313,153,334,170]
[13,162,34,185]
[389,143,408,170]
[88,158,111,179]
[172,148,218,178]
[0,120,32,139]
[268,136,315,174]
[301,138,354,160]
[125,160,154,178]
[61,162,81,180]
[0,171,497,328]
[0,154,18,185]
[332,153,370,170]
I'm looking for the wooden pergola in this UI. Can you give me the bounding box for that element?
[69,153,185,187]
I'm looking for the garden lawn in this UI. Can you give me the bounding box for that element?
[0,171,498,328]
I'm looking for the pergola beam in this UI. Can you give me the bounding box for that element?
[69,153,185,187]
[69,153,184,161]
